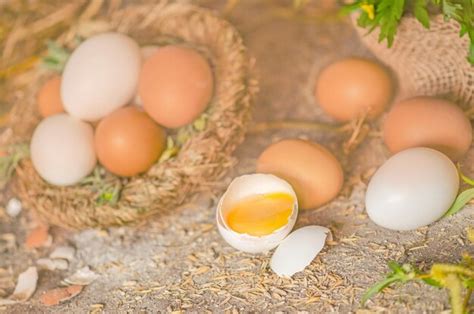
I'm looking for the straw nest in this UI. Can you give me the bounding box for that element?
[4,3,257,229]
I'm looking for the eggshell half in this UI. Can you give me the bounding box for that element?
[216,174,298,254]
[270,226,330,277]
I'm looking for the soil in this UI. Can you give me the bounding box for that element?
[1,0,473,313]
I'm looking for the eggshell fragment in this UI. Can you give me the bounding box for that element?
[216,174,298,253]
[50,246,75,262]
[40,285,83,306]
[365,147,459,231]
[383,96,472,161]
[9,267,38,302]
[37,76,64,118]
[315,57,392,121]
[62,266,98,286]
[37,258,69,271]
[139,46,213,128]
[270,226,330,277]
[257,139,344,210]
[25,225,51,249]
[30,114,96,186]
[61,32,141,121]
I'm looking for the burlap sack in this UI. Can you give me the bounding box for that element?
[352,14,472,107]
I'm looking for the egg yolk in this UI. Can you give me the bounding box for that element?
[225,193,294,236]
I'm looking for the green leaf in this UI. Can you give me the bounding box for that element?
[388,261,404,273]
[375,0,405,47]
[413,0,430,28]
[462,278,474,288]
[41,41,70,72]
[444,188,474,217]
[422,277,443,288]
[362,275,401,305]
[459,167,474,186]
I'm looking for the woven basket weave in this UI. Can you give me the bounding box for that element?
[352,14,472,107]
[4,3,257,229]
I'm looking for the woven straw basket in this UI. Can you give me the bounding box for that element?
[352,14,473,107]
[4,3,257,229]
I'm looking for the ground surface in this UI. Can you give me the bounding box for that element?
[1,0,474,313]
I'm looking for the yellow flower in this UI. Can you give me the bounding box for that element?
[360,3,375,20]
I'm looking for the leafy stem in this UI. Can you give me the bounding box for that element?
[342,0,474,65]
[363,242,474,313]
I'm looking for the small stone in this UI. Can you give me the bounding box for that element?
[6,198,22,217]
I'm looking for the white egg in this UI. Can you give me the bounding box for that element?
[365,147,459,231]
[270,225,330,277]
[61,32,141,121]
[216,174,298,254]
[30,114,96,186]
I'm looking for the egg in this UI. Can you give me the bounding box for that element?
[256,139,344,210]
[138,46,214,128]
[61,32,141,121]
[383,96,472,161]
[365,147,459,231]
[216,174,298,253]
[270,226,330,277]
[94,106,166,177]
[37,76,64,118]
[133,45,160,107]
[30,114,96,186]
[315,57,393,121]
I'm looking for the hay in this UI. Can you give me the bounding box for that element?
[352,14,473,107]
[3,2,257,229]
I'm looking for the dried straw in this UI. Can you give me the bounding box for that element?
[4,2,257,229]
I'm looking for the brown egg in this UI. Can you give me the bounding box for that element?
[138,46,213,128]
[383,96,472,161]
[315,57,392,122]
[256,139,344,210]
[94,107,166,177]
[37,76,64,118]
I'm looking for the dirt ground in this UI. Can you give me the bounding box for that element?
[1,0,474,313]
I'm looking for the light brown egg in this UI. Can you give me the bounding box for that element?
[383,96,472,161]
[37,76,64,118]
[94,107,166,177]
[256,139,344,210]
[138,46,213,128]
[315,57,392,122]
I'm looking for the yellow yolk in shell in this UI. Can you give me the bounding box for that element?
[226,193,294,236]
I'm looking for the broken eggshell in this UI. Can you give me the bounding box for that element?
[216,174,298,254]
[270,225,330,277]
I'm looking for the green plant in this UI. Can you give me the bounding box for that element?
[444,166,474,217]
[363,251,474,313]
[342,0,474,65]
